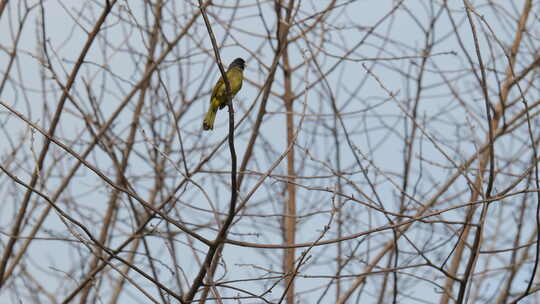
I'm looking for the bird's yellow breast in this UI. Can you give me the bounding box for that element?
[213,68,243,100]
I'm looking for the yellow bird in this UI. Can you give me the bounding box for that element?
[203,58,246,130]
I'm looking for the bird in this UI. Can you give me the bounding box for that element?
[202,58,246,131]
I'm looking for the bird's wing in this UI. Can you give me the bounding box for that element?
[212,67,241,99]
[211,76,225,100]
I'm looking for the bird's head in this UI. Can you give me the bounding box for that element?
[229,58,246,71]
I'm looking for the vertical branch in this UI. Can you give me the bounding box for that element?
[183,2,239,302]
[441,1,532,302]
[0,0,118,287]
[275,1,297,303]
[0,0,8,20]
[79,1,165,303]
[455,3,495,303]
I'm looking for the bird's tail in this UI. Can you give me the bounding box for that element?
[202,105,218,130]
